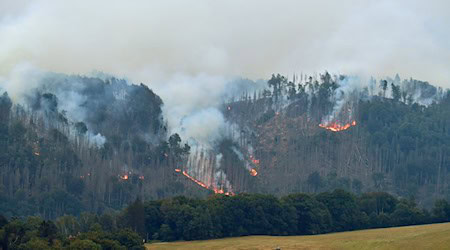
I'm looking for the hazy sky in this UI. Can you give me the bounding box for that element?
[1,0,449,87]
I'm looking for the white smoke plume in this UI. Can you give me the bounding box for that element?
[321,76,362,125]
[1,0,449,191]
[2,0,450,143]
[88,132,106,148]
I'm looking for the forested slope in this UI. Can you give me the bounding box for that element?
[0,72,449,219]
[225,73,450,207]
[0,75,203,219]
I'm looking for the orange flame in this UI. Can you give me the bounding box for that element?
[175,169,234,195]
[119,174,129,180]
[249,155,260,165]
[319,120,357,132]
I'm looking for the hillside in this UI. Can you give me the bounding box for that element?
[0,74,205,218]
[146,222,450,250]
[223,74,450,207]
[0,72,449,218]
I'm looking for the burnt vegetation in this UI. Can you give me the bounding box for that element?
[0,75,202,219]
[224,73,450,207]
[0,72,449,245]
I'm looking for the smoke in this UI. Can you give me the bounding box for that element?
[1,0,449,172]
[321,76,362,124]
[2,0,449,145]
[88,132,106,148]
[176,108,225,147]
[1,0,449,87]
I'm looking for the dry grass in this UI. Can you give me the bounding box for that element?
[146,222,450,250]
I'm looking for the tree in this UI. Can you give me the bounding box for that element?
[157,224,174,242]
[372,173,385,190]
[67,239,101,250]
[432,199,450,223]
[359,192,397,216]
[39,220,59,244]
[379,80,388,97]
[124,198,146,237]
[307,172,323,192]
[391,83,401,101]
[316,190,362,231]
[0,215,7,228]
[391,199,427,226]
[112,229,144,249]
[282,193,331,234]
[18,237,51,250]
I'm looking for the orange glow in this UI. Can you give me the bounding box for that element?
[319,120,357,132]
[175,169,234,195]
[250,168,258,176]
[249,155,260,165]
[182,170,208,189]
[119,174,129,180]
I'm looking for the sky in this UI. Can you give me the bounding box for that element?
[0,0,449,88]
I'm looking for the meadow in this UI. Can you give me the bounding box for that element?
[147,222,450,250]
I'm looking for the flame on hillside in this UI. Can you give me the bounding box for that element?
[175,169,234,196]
[249,155,260,165]
[119,174,129,180]
[319,120,356,132]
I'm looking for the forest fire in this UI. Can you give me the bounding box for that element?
[249,155,260,165]
[319,120,357,132]
[248,155,259,176]
[175,169,233,195]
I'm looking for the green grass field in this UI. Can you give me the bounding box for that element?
[146,222,450,250]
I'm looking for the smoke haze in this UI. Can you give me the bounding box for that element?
[1,0,449,86]
[1,0,450,146]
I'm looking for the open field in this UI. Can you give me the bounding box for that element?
[146,222,450,250]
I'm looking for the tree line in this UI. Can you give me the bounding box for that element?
[3,189,450,249]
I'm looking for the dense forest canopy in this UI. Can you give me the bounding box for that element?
[2,190,450,248]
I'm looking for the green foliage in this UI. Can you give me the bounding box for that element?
[317,190,363,231]
[282,193,331,234]
[66,239,101,250]
[18,237,51,250]
[1,190,449,247]
[123,198,146,237]
[111,229,144,249]
[432,199,450,222]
